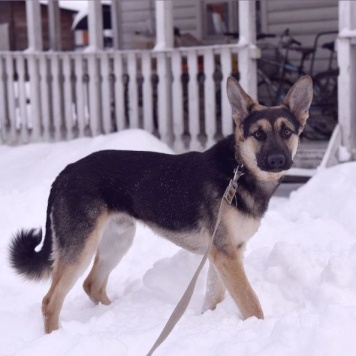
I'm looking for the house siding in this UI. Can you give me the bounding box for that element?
[120,0,201,49]
[260,0,338,73]
[119,0,155,49]
[173,1,201,39]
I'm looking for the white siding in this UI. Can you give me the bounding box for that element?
[173,1,201,40]
[261,0,338,72]
[118,1,201,49]
[119,0,155,49]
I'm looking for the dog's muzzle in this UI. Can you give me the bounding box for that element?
[258,153,292,172]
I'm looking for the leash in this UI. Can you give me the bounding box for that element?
[147,165,245,356]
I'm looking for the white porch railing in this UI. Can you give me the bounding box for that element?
[0,45,242,152]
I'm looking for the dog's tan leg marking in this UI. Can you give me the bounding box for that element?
[42,263,84,333]
[202,262,226,313]
[210,246,264,320]
[42,212,109,333]
[83,217,135,305]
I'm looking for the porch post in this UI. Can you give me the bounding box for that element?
[111,0,122,50]
[337,1,356,159]
[48,0,61,51]
[87,0,103,137]
[154,0,173,50]
[88,0,104,50]
[26,0,43,50]
[25,0,42,141]
[153,1,173,146]
[237,0,258,99]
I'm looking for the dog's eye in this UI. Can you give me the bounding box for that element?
[282,128,292,138]
[252,130,266,141]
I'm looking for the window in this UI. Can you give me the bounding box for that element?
[203,1,238,41]
[206,3,229,35]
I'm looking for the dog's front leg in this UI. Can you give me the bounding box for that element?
[209,245,264,320]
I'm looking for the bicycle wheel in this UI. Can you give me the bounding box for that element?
[313,69,338,105]
[303,105,336,140]
[258,77,293,106]
[312,69,339,125]
[303,69,338,140]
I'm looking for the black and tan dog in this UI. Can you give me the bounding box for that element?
[9,75,313,333]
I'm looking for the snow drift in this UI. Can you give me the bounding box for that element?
[1,130,356,355]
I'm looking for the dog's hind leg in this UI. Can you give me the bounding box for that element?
[209,246,264,320]
[42,211,108,333]
[83,215,135,305]
[202,261,226,313]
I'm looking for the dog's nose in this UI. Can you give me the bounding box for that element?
[267,154,285,169]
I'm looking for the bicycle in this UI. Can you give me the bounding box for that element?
[257,29,338,140]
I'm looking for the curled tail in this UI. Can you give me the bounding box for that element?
[9,228,53,281]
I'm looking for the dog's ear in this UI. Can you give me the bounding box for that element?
[227,76,257,125]
[282,75,313,127]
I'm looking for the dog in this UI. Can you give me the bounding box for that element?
[9,75,313,334]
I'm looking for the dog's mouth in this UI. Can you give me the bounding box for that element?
[252,165,291,182]
[262,166,290,173]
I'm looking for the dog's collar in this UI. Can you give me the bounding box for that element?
[233,164,245,181]
[223,164,245,205]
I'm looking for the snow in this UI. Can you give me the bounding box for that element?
[1,129,356,355]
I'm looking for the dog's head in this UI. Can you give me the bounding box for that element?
[227,75,313,181]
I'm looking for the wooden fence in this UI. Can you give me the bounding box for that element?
[0,44,241,152]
